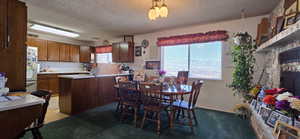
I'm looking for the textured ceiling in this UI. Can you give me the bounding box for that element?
[22,0,280,41]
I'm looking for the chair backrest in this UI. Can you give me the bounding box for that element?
[114,76,128,84]
[139,83,163,107]
[30,90,51,127]
[188,80,203,108]
[177,71,189,84]
[118,81,139,103]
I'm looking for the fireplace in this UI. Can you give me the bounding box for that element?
[279,47,300,96]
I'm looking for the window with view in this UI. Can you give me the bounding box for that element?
[96,53,112,63]
[161,41,222,80]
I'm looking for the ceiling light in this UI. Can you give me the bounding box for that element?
[30,24,79,38]
[148,0,168,20]
[160,3,168,18]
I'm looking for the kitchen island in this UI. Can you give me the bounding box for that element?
[58,74,129,115]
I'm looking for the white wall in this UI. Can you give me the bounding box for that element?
[113,15,267,112]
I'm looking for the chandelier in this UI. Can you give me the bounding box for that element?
[148,0,168,20]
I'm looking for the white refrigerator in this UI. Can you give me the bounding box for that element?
[26,47,38,92]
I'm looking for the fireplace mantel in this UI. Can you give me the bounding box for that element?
[256,21,300,53]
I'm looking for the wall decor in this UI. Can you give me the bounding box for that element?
[256,18,270,45]
[135,46,142,56]
[145,61,160,70]
[133,70,146,81]
[284,13,297,29]
[258,106,272,121]
[141,39,149,48]
[276,16,285,34]
[267,111,293,127]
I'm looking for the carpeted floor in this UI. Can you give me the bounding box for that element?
[22,103,257,139]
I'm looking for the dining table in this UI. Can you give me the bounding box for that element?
[114,82,193,128]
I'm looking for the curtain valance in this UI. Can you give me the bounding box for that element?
[157,30,229,47]
[95,45,112,53]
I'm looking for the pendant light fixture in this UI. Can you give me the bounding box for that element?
[148,0,168,20]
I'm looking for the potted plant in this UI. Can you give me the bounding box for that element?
[229,32,257,102]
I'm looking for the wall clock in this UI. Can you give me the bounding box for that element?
[141,39,149,48]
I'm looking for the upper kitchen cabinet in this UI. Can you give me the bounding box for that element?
[70,45,80,62]
[0,0,27,91]
[112,42,134,63]
[59,44,71,62]
[80,46,91,63]
[27,37,48,61]
[47,41,61,61]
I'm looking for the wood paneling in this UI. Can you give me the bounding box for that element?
[80,46,91,63]
[27,37,47,61]
[47,41,61,61]
[59,76,120,115]
[0,0,27,91]
[70,45,80,62]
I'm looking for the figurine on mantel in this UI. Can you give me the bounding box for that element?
[0,72,9,96]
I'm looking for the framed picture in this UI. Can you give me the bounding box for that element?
[284,13,297,29]
[267,111,283,127]
[255,101,262,113]
[133,70,145,82]
[135,46,142,57]
[258,106,272,121]
[250,99,257,110]
[273,121,300,139]
[145,61,160,70]
[279,114,293,125]
[276,16,285,34]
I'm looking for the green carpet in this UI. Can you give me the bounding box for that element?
[23,103,256,139]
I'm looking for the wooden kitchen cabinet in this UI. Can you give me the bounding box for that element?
[59,44,71,62]
[27,37,48,61]
[80,46,91,63]
[37,74,59,94]
[70,45,80,62]
[0,0,27,91]
[47,41,61,61]
[112,42,134,63]
[37,76,49,91]
[48,75,59,94]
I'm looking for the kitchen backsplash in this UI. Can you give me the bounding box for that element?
[38,61,85,72]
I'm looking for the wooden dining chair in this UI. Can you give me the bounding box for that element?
[118,81,140,127]
[176,71,189,84]
[140,83,167,135]
[172,80,203,133]
[21,90,51,139]
[114,76,129,113]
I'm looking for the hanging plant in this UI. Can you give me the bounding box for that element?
[229,32,257,101]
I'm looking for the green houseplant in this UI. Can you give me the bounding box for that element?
[229,32,257,101]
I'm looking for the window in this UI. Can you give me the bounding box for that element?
[161,41,222,80]
[96,53,112,63]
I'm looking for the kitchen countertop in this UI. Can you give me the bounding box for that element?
[58,73,131,79]
[0,95,45,112]
[38,71,90,75]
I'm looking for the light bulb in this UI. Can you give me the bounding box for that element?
[154,6,160,18]
[160,4,168,18]
[148,8,156,20]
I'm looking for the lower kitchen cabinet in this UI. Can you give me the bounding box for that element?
[37,74,59,94]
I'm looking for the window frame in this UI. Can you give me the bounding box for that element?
[160,41,223,80]
[95,52,112,64]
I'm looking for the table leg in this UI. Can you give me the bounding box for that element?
[169,95,175,128]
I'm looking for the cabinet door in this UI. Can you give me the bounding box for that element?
[59,44,70,62]
[0,0,27,91]
[99,76,116,105]
[27,37,47,61]
[48,75,59,94]
[47,41,60,61]
[0,0,8,50]
[37,75,49,91]
[119,42,134,62]
[70,45,80,62]
[112,43,120,62]
[80,46,91,63]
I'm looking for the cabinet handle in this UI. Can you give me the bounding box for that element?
[6,35,10,48]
